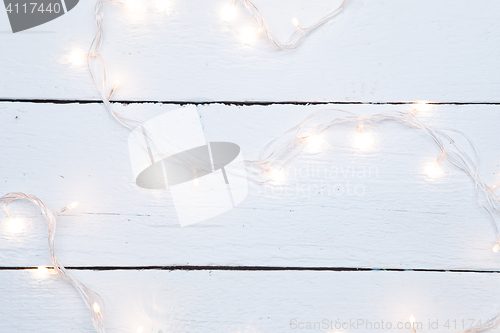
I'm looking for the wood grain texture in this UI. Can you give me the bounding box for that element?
[0,0,499,102]
[1,102,499,269]
[1,0,500,329]
[1,269,499,332]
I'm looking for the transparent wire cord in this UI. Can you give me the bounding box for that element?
[0,193,106,333]
[231,0,350,50]
[88,0,500,247]
[85,1,500,332]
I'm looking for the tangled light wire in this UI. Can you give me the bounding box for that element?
[88,0,352,170]
[74,0,500,331]
[88,0,351,125]
[230,0,350,50]
[3,1,496,333]
[88,0,500,248]
[245,108,500,252]
[1,193,106,333]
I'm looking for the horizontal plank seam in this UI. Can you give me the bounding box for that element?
[1,99,500,106]
[0,266,498,273]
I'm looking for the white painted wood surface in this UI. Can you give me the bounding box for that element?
[1,269,500,332]
[1,102,499,269]
[0,0,499,102]
[2,0,500,331]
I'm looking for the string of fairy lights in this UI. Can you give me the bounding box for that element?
[1,193,106,332]
[3,0,500,332]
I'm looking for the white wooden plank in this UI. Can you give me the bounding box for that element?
[1,102,499,269]
[1,269,499,332]
[0,0,499,102]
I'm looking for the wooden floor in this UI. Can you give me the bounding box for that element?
[1,0,500,332]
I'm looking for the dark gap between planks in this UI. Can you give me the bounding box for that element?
[0,266,498,273]
[2,98,498,274]
[0,99,500,106]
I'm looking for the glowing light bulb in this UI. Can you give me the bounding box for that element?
[493,243,500,253]
[126,0,140,11]
[358,121,364,134]
[240,26,258,43]
[267,168,286,184]
[37,266,49,277]
[353,132,374,150]
[221,5,236,21]
[67,202,79,210]
[425,162,443,179]
[5,216,25,234]
[292,18,301,29]
[125,0,147,22]
[67,50,86,66]
[304,134,327,153]
[155,0,173,12]
[93,302,101,314]
[413,101,430,113]
[108,79,120,101]
[410,315,417,332]
[137,327,143,333]
[56,201,80,215]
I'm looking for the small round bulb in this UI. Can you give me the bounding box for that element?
[240,27,258,43]
[67,202,79,210]
[93,302,101,313]
[221,5,236,21]
[267,167,286,184]
[292,18,300,29]
[353,132,374,150]
[425,163,443,179]
[358,122,364,134]
[412,101,431,113]
[155,0,172,12]
[67,50,86,66]
[126,0,139,10]
[493,243,500,253]
[5,216,25,234]
[37,266,49,277]
[304,134,327,153]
